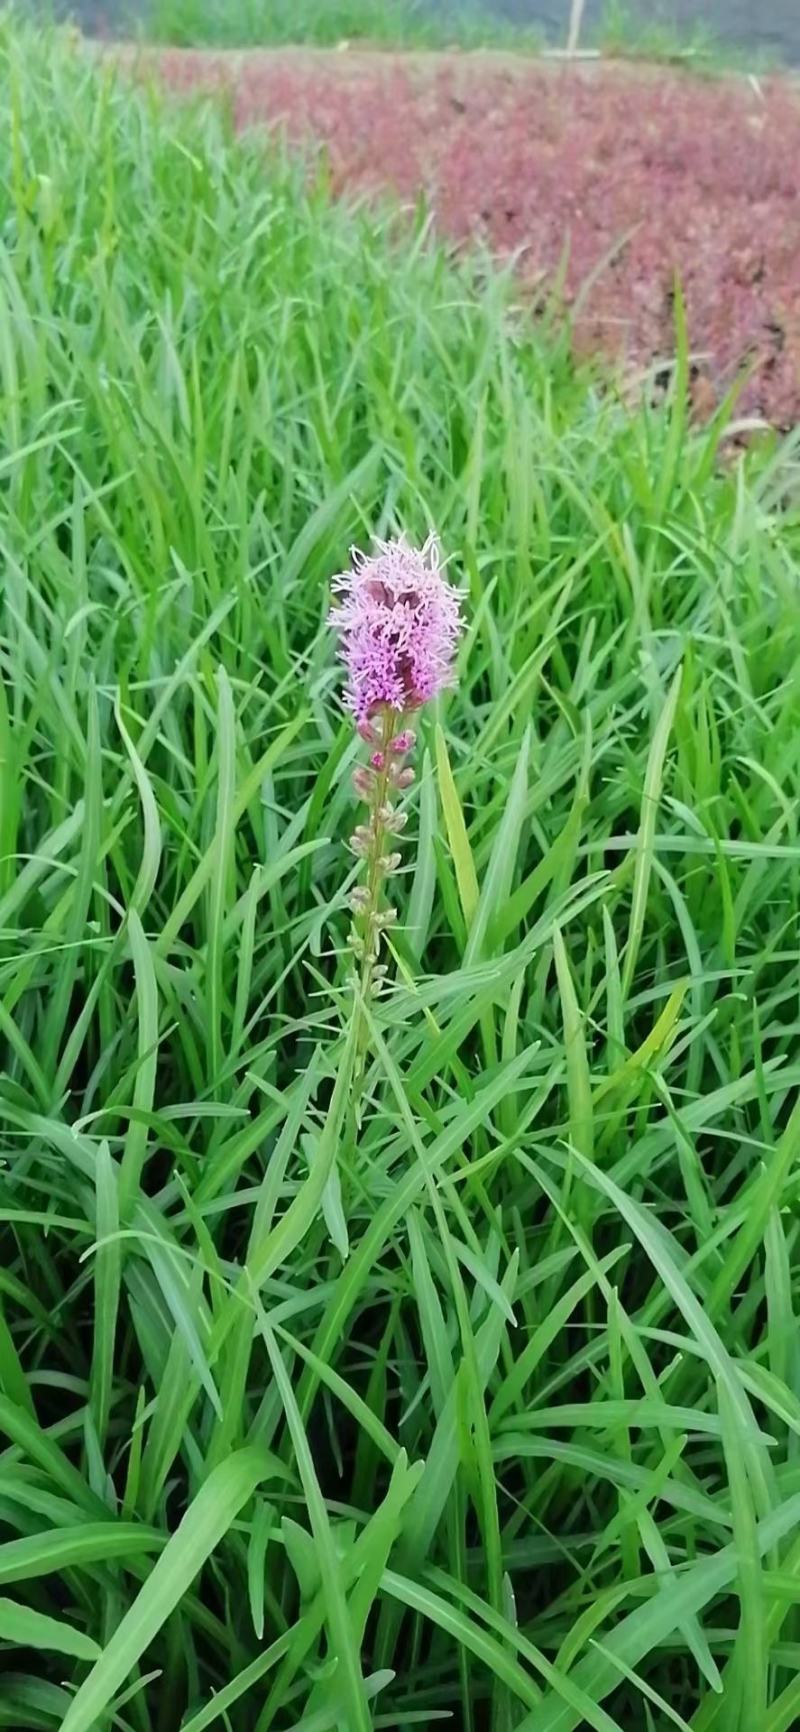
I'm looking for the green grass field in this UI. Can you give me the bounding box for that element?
[2,16,800,1732]
[141,0,737,68]
[139,0,545,53]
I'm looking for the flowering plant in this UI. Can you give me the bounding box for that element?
[329,533,463,1001]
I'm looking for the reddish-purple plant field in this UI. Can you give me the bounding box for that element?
[141,49,800,423]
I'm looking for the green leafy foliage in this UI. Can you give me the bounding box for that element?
[0,17,799,1732]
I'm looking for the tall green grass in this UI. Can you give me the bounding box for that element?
[597,0,776,73]
[136,0,755,68]
[2,17,800,1732]
[142,0,543,53]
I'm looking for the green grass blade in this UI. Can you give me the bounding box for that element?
[59,1449,271,1732]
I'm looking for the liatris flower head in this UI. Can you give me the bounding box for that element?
[328,533,463,726]
[330,532,464,1021]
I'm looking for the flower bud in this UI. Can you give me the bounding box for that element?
[390,765,415,790]
[391,730,416,755]
[379,852,402,874]
[349,830,370,856]
[349,886,370,910]
[352,766,374,798]
[370,750,386,770]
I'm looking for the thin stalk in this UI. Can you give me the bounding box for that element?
[358,710,398,984]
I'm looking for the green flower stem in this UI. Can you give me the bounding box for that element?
[352,707,399,1085]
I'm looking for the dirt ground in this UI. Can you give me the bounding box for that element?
[133,47,800,425]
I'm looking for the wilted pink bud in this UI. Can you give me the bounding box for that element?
[349,827,371,856]
[352,766,374,798]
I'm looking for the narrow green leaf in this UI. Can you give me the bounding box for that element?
[621,665,681,998]
[0,1596,100,1660]
[59,1449,270,1732]
[88,1140,120,1447]
[0,1524,162,1587]
[435,724,479,929]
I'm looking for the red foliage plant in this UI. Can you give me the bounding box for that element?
[151,49,800,426]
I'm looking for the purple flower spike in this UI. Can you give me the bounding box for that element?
[329,531,466,1037]
[328,534,463,724]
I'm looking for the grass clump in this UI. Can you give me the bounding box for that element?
[2,15,800,1732]
[596,0,779,73]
